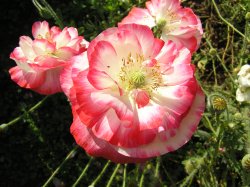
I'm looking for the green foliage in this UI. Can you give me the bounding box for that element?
[0,0,250,186]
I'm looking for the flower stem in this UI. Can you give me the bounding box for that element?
[72,157,94,187]
[204,115,217,137]
[122,164,127,187]
[32,0,64,28]
[154,157,160,178]
[211,0,250,42]
[205,38,235,84]
[139,165,147,187]
[90,160,111,187]
[42,146,78,187]
[106,164,121,187]
[0,96,49,132]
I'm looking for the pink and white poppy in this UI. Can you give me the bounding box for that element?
[61,24,205,163]
[120,0,203,53]
[9,21,88,95]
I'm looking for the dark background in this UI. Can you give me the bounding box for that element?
[0,1,77,186]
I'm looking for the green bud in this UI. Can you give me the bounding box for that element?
[233,112,242,120]
[209,48,217,56]
[228,122,236,129]
[245,12,250,21]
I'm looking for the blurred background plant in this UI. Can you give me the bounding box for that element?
[0,0,249,186]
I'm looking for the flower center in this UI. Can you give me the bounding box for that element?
[119,53,162,94]
[129,71,146,88]
[156,12,181,34]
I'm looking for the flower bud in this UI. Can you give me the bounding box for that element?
[209,48,217,56]
[233,112,242,120]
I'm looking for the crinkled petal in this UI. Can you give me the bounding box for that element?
[32,21,50,39]
[9,66,45,89]
[32,38,55,56]
[19,36,36,60]
[115,86,205,158]
[71,111,147,163]
[120,7,156,28]
[118,24,163,58]
[32,67,63,95]
[146,0,181,17]
[60,52,89,98]
[52,27,71,48]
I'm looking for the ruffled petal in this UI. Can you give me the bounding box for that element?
[19,36,36,60]
[9,66,45,89]
[152,83,196,117]
[60,52,89,98]
[32,21,50,39]
[52,27,71,48]
[118,24,163,58]
[115,86,205,158]
[71,111,147,163]
[32,67,63,95]
[120,7,156,28]
[146,0,181,17]
[88,41,120,81]
[32,38,55,56]
[55,47,76,61]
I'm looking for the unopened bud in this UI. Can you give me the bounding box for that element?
[245,12,250,21]
[209,48,217,56]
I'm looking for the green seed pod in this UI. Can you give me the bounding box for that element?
[208,94,227,113]
[209,48,217,56]
[245,12,250,21]
[241,154,250,171]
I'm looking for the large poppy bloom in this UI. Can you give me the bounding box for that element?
[120,0,203,53]
[9,21,88,95]
[61,24,205,163]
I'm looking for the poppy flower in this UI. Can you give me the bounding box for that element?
[10,21,88,95]
[120,0,203,53]
[61,24,205,163]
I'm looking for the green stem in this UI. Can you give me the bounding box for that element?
[0,96,49,132]
[122,164,127,187]
[90,160,111,187]
[33,0,64,28]
[106,164,121,187]
[139,165,147,187]
[154,157,160,178]
[211,0,250,42]
[72,157,94,187]
[42,146,78,187]
[204,115,217,137]
[212,59,217,86]
[205,38,235,84]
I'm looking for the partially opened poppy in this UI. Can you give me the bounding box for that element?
[9,21,88,95]
[61,24,205,163]
[120,0,203,53]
